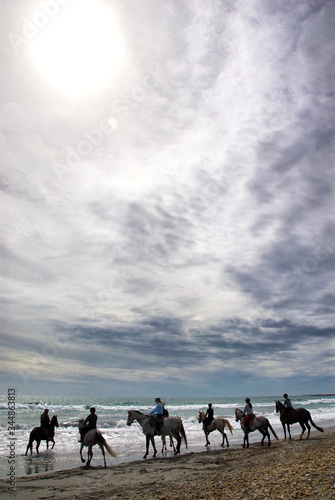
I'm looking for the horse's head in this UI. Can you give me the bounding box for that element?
[51,415,59,427]
[235,408,242,422]
[198,411,205,423]
[275,401,282,413]
[126,410,134,426]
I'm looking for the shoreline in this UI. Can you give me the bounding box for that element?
[1,426,334,499]
[1,421,333,481]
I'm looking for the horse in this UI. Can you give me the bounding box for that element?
[161,434,177,454]
[235,408,279,448]
[127,410,188,459]
[78,419,117,467]
[198,411,234,447]
[25,415,59,455]
[275,400,324,440]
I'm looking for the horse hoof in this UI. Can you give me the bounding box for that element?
[81,459,85,463]
[143,455,147,460]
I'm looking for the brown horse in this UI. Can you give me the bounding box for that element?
[275,401,324,440]
[198,411,234,447]
[25,415,59,455]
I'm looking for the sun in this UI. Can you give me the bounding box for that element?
[30,0,124,95]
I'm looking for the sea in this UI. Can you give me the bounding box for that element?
[0,394,334,480]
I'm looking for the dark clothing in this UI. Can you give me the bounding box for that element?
[150,414,164,434]
[163,408,169,417]
[85,413,97,430]
[41,412,51,437]
[203,407,214,429]
[283,397,293,423]
[284,407,293,423]
[41,412,50,428]
[80,413,98,440]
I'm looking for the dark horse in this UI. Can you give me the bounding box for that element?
[25,415,59,455]
[275,401,324,440]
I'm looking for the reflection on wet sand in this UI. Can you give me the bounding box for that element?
[25,452,55,476]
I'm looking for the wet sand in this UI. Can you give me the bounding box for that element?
[1,426,334,499]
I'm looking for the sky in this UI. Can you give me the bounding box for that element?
[1,0,334,399]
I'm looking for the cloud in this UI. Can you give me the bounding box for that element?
[1,0,334,396]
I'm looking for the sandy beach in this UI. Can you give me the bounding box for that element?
[1,426,334,500]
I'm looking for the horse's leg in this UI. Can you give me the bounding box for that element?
[143,436,150,459]
[51,439,55,449]
[266,429,271,447]
[80,443,85,463]
[174,434,181,455]
[100,443,106,467]
[306,422,311,439]
[281,421,287,440]
[161,435,166,453]
[151,436,157,457]
[243,431,248,448]
[170,435,176,453]
[258,429,266,446]
[25,436,33,456]
[87,445,92,466]
[36,439,41,454]
[299,423,306,440]
[287,423,291,439]
[204,430,210,446]
[46,440,49,450]
[224,431,229,447]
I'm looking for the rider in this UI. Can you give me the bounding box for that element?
[283,394,293,423]
[203,403,214,431]
[242,398,254,430]
[161,400,169,417]
[149,398,164,435]
[79,407,98,442]
[40,409,51,438]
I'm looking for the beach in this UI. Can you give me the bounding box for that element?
[1,426,334,500]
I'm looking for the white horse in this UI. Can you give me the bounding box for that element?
[127,410,188,459]
[78,420,117,467]
[198,411,234,447]
[235,408,279,448]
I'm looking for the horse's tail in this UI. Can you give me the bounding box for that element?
[268,422,279,440]
[223,419,234,435]
[180,423,188,449]
[98,434,117,457]
[309,416,324,433]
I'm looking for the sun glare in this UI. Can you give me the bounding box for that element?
[30,0,124,95]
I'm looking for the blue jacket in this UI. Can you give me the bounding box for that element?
[150,402,163,415]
